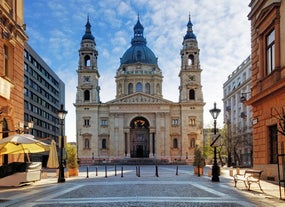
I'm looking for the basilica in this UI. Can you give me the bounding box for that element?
[74,15,205,165]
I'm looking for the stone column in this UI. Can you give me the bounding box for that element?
[127,132,130,157]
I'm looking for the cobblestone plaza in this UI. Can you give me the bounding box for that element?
[0,165,284,207]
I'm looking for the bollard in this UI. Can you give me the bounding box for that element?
[229,169,233,177]
[86,166,89,178]
[136,166,139,177]
[96,166,98,176]
[105,165,107,178]
[138,166,140,177]
[236,168,240,175]
[176,165,178,176]
[155,165,159,177]
[115,164,117,176]
[121,166,124,178]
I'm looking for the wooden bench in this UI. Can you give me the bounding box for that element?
[233,169,263,191]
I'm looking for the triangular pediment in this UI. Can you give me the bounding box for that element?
[106,93,174,104]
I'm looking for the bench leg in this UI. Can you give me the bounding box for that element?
[243,181,248,189]
[248,182,251,190]
[258,182,263,192]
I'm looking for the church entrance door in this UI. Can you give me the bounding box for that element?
[130,117,150,158]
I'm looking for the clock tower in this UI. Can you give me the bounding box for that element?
[179,15,203,104]
[76,17,100,105]
[178,15,204,150]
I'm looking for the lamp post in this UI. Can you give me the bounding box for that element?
[57,104,67,183]
[209,102,221,182]
[27,120,34,134]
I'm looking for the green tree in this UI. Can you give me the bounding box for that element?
[193,147,205,168]
[66,143,78,169]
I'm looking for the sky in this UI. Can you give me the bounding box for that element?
[24,0,251,142]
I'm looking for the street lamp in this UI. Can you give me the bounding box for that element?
[27,120,34,134]
[209,102,221,182]
[58,104,68,183]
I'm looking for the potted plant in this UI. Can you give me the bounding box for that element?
[66,143,79,176]
[193,147,205,176]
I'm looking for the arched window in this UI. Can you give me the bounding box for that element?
[84,139,90,149]
[136,82,142,92]
[145,83,150,94]
[128,83,133,94]
[102,139,107,149]
[173,138,178,148]
[189,89,195,100]
[188,54,194,65]
[190,138,196,148]
[84,55,91,66]
[84,90,90,101]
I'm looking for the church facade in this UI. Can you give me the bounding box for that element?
[74,16,205,165]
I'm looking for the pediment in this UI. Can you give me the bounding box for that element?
[106,93,173,104]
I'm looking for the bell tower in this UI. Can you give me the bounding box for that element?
[179,15,203,104]
[76,16,100,104]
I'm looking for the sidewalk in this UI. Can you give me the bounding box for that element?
[220,166,284,200]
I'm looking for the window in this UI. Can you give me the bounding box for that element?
[189,118,196,126]
[136,82,142,92]
[269,125,278,164]
[266,30,275,74]
[83,118,90,127]
[190,138,195,148]
[84,55,91,67]
[128,83,133,94]
[172,118,179,126]
[101,119,108,127]
[189,89,195,100]
[84,139,90,149]
[84,90,90,101]
[145,83,150,94]
[188,54,194,65]
[173,138,178,148]
[4,45,9,76]
[102,139,107,149]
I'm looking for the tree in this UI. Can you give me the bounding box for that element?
[66,143,78,169]
[193,147,205,168]
[272,107,285,136]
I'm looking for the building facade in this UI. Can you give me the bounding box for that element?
[223,56,253,167]
[0,0,28,164]
[75,16,205,165]
[248,0,285,180]
[24,43,65,164]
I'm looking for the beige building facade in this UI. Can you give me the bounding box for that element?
[75,16,205,165]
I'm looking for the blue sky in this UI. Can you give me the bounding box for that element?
[24,0,251,142]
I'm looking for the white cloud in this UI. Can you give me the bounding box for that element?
[24,0,251,141]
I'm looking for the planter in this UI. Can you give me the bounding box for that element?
[194,166,204,175]
[68,168,78,177]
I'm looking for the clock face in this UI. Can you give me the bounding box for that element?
[84,76,90,82]
[188,75,195,81]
